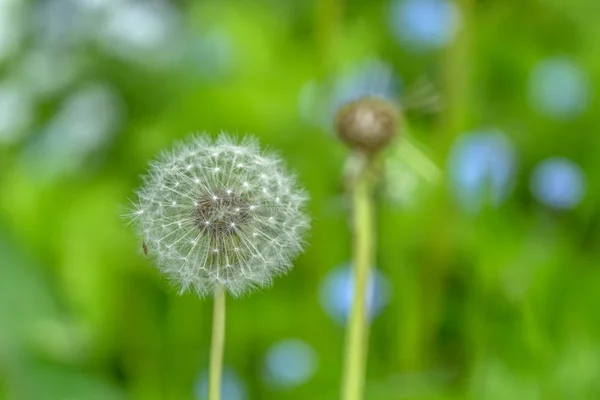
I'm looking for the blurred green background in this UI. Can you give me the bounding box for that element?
[1,0,599,399]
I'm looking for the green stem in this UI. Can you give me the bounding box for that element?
[208,288,226,400]
[341,163,374,400]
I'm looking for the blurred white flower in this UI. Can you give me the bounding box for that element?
[0,80,33,144]
[24,82,123,177]
[0,0,24,62]
[33,0,91,45]
[17,48,81,97]
[75,0,120,12]
[99,1,181,65]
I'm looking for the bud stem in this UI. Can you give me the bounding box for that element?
[208,287,226,400]
[341,161,375,400]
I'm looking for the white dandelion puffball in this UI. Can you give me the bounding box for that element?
[130,134,310,297]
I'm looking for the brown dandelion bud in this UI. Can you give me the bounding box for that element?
[334,97,400,154]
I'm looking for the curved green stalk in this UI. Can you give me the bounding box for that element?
[341,163,374,400]
[208,288,226,400]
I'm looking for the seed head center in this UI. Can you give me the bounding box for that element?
[194,190,250,237]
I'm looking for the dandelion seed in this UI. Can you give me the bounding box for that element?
[128,133,310,297]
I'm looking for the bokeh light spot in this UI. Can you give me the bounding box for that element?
[448,130,517,213]
[330,60,401,114]
[389,0,460,51]
[530,157,585,210]
[195,368,247,400]
[99,1,181,65]
[17,48,80,97]
[23,82,123,178]
[319,263,391,325]
[0,1,23,61]
[263,339,318,388]
[300,59,401,130]
[188,30,234,80]
[0,81,33,144]
[529,57,590,119]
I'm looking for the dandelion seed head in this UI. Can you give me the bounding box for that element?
[335,96,400,154]
[129,134,310,297]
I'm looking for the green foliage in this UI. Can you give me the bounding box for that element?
[1,0,599,399]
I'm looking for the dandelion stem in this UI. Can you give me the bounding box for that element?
[342,161,374,400]
[208,288,226,400]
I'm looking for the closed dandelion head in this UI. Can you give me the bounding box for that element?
[129,134,310,297]
[330,60,401,154]
[335,96,400,154]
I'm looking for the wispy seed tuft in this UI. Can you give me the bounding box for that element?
[128,133,310,297]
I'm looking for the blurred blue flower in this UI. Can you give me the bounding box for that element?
[195,368,247,400]
[299,59,401,129]
[263,339,318,389]
[389,0,459,51]
[319,263,391,325]
[530,158,585,210]
[330,59,401,115]
[448,130,517,213]
[529,57,590,119]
